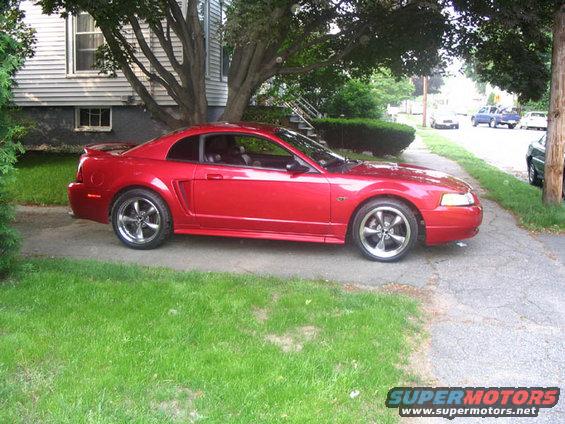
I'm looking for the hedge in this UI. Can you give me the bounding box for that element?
[242,106,292,125]
[313,118,415,156]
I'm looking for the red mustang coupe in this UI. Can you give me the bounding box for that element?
[68,123,483,262]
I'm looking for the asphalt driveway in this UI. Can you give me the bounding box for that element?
[15,138,564,422]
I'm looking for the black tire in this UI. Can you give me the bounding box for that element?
[352,198,419,262]
[489,118,497,128]
[111,188,172,250]
[454,124,459,129]
[527,161,542,187]
[508,124,516,129]
[471,117,477,127]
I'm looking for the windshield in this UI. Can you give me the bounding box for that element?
[276,128,347,168]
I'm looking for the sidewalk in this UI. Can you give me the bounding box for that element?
[402,138,564,423]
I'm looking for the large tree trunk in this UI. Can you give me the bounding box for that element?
[220,82,256,122]
[543,4,565,204]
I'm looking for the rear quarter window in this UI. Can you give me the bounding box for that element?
[167,135,200,162]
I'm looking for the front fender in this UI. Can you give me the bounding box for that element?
[329,179,439,238]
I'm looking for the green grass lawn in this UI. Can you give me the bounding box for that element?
[9,152,79,205]
[0,259,420,423]
[418,127,565,232]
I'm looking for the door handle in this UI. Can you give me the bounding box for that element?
[206,174,223,180]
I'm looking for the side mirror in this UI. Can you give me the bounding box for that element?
[286,160,310,174]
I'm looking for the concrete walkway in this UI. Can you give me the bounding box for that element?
[15,139,564,423]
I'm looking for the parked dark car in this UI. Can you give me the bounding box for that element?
[471,106,520,129]
[526,133,565,196]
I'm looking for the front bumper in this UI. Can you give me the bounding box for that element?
[423,204,483,245]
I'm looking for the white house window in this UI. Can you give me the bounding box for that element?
[74,12,104,72]
[75,107,112,131]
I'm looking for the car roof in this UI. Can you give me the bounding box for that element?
[123,122,285,159]
[189,121,282,134]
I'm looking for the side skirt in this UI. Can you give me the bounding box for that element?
[174,228,345,244]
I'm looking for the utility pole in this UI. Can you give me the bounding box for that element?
[543,3,565,204]
[422,76,428,127]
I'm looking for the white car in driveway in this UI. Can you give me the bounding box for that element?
[430,110,459,129]
[519,111,548,130]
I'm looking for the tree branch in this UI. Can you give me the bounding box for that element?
[99,26,184,128]
[127,15,194,113]
[151,20,183,74]
[276,24,369,76]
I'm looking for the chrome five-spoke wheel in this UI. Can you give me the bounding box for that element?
[117,197,161,245]
[111,188,172,249]
[352,198,418,262]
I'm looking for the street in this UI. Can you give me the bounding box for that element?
[429,115,546,180]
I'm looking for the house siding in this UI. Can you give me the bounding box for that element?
[12,0,228,108]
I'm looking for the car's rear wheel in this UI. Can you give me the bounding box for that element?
[489,118,497,128]
[527,161,542,187]
[352,198,418,262]
[111,188,172,249]
[508,124,516,129]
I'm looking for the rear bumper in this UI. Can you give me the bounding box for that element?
[68,182,111,224]
[423,205,483,245]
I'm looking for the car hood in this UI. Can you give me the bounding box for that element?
[344,162,473,192]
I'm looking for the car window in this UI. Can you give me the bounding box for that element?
[276,129,346,168]
[167,135,200,162]
[235,135,290,157]
[478,107,487,113]
[490,107,498,114]
[539,135,546,147]
[532,112,546,118]
[203,133,293,170]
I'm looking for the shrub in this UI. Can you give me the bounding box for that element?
[0,123,25,277]
[1,3,35,277]
[242,106,292,125]
[313,118,415,156]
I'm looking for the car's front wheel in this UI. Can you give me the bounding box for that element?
[527,161,542,187]
[508,124,516,129]
[111,188,172,249]
[352,198,418,262]
[489,118,497,128]
[471,117,477,127]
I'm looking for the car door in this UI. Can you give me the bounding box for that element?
[475,107,488,123]
[531,135,546,177]
[489,106,499,123]
[193,132,331,236]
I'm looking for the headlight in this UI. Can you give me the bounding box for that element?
[441,192,475,206]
